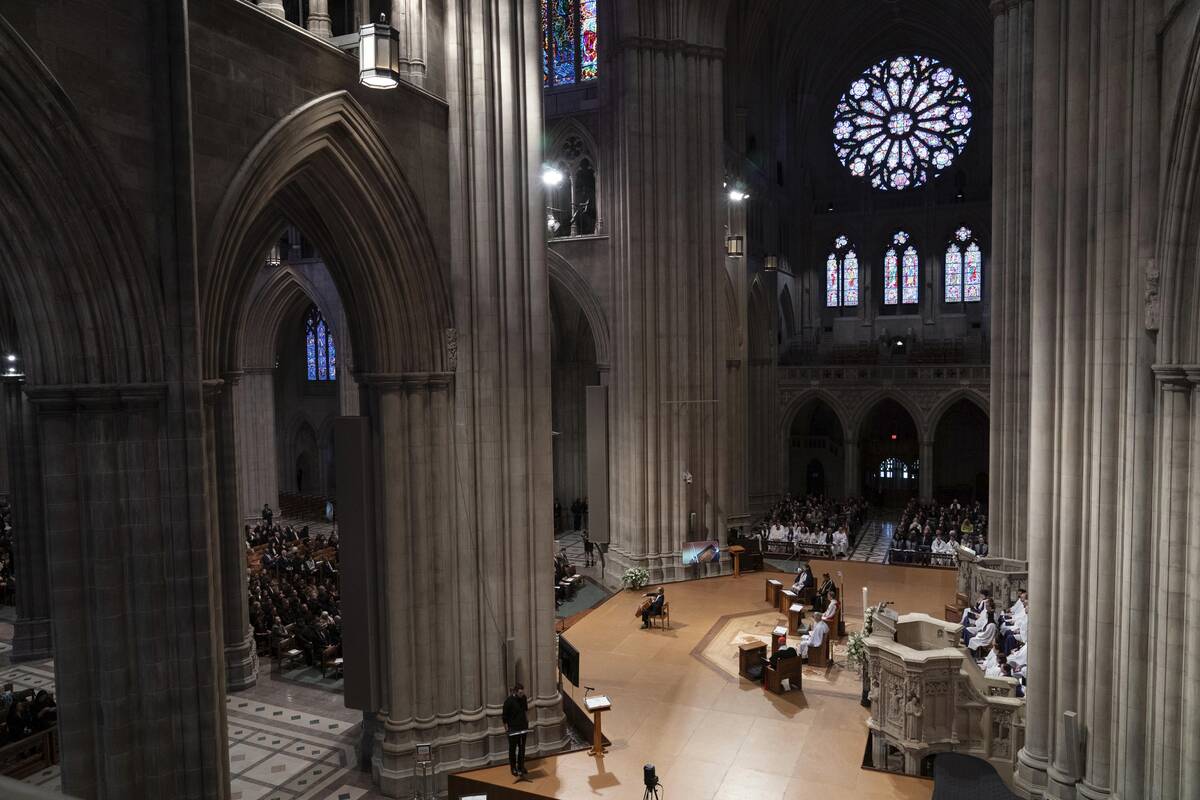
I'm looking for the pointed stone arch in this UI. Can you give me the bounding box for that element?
[1157,23,1200,362]
[0,15,163,386]
[201,90,452,379]
[927,388,990,439]
[546,249,611,368]
[852,389,927,442]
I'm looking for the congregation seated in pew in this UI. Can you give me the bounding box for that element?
[245,515,342,672]
[755,494,866,559]
[890,498,989,566]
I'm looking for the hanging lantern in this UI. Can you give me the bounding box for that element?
[265,241,282,268]
[725,235,745,258]
[359,14,401,89]
[764,254,779,271]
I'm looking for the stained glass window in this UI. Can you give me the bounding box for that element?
[902,245,920,304]
[883,248,899,305]
[305,305,337,382]
[834,54,973,191]
[825,235,859,308]
[945,226,982,303]
[541,0,598,87]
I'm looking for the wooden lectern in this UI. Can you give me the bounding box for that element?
[765,578,782,606]
[585,695,611,755]
[779,588,798,614]
[788,603,805,636]
[728,545,746,577]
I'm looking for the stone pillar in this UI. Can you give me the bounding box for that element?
[919,439,934,501]
[988,0,1034,562]
[364,374,463,795]
[845,439,859,499]
[3,376,52,662]
[606,8,728,583]
[306,0,333,37]
[206,378,258,691]
[28,384,227,800]
[234,368,279,519]
[391,0,427,87]
[1182,370,1200,800]
[257,0,286,19]
[1015,1,1061,791]
[1146,370,1192,799]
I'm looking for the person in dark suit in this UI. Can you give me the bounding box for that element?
[815,572,835,611]
[640,586,666,628]
[262,503,274,528]
[502,683,529,777]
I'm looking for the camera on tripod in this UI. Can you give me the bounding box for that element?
[643,763,661,799]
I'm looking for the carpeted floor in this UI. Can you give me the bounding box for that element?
[932,753,1019,799]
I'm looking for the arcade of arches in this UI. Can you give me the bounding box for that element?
[0,1,1199,800]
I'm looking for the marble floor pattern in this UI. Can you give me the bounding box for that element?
[848,514,898,563]
[2,654,382,800]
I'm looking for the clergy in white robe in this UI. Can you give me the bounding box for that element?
[1008,643,1027,669]
[800,618,829,657]
[967,619,997,653]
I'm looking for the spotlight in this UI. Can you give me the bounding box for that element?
[727,188,748,202]
[5,354,14,362]
[542,165,565,187]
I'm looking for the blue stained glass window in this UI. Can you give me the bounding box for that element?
[305,305,337,382]
[542,0,598,87]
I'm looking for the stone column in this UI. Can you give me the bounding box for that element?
[234,367,279,519]
[206,378,258,691]
[606,9,728,583]
[306,0,333,37]
[919,438,934,501]
[1146,369,1192,799]
[257,0,286,19]
[28,384,227,800]
[3,376,52,662]
[1016,1,1061,791]
[845,438,859,499]
[988,0,1034,562]
[1182,370,1200,799]
[391,0,427,87]
[364,374,463,795]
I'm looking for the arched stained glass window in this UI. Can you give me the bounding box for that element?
[541,0,598,87]
[883,231,920,306]
[305,305,337,382]
[834,54,973,191]
[945,226,983,303]
[825,235,859,308]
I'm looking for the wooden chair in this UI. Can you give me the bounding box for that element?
[764,655,804,694]
[649,602,670,629]
[807,636,832,669]
[318,644,341,677]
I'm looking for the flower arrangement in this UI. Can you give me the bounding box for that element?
[621,567,649,590]
[846,601,890,672]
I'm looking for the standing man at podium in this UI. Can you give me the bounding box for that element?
[502,683,529,777]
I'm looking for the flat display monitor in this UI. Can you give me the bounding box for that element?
[559,635,580,687]
[682,540,721,565]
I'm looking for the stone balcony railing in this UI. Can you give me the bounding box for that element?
[865,611,1024,786]
[779,363,990,386]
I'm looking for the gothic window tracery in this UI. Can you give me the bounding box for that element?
[883,231,920,306]
[825,234,859,308]
[305,304,336,382]
[834,55,973,191]
[546,133,598,237]
[944,226,983,303]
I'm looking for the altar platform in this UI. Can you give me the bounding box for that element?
[449,560,953,800]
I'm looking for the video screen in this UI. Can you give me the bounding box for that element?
[682,540,721,565]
